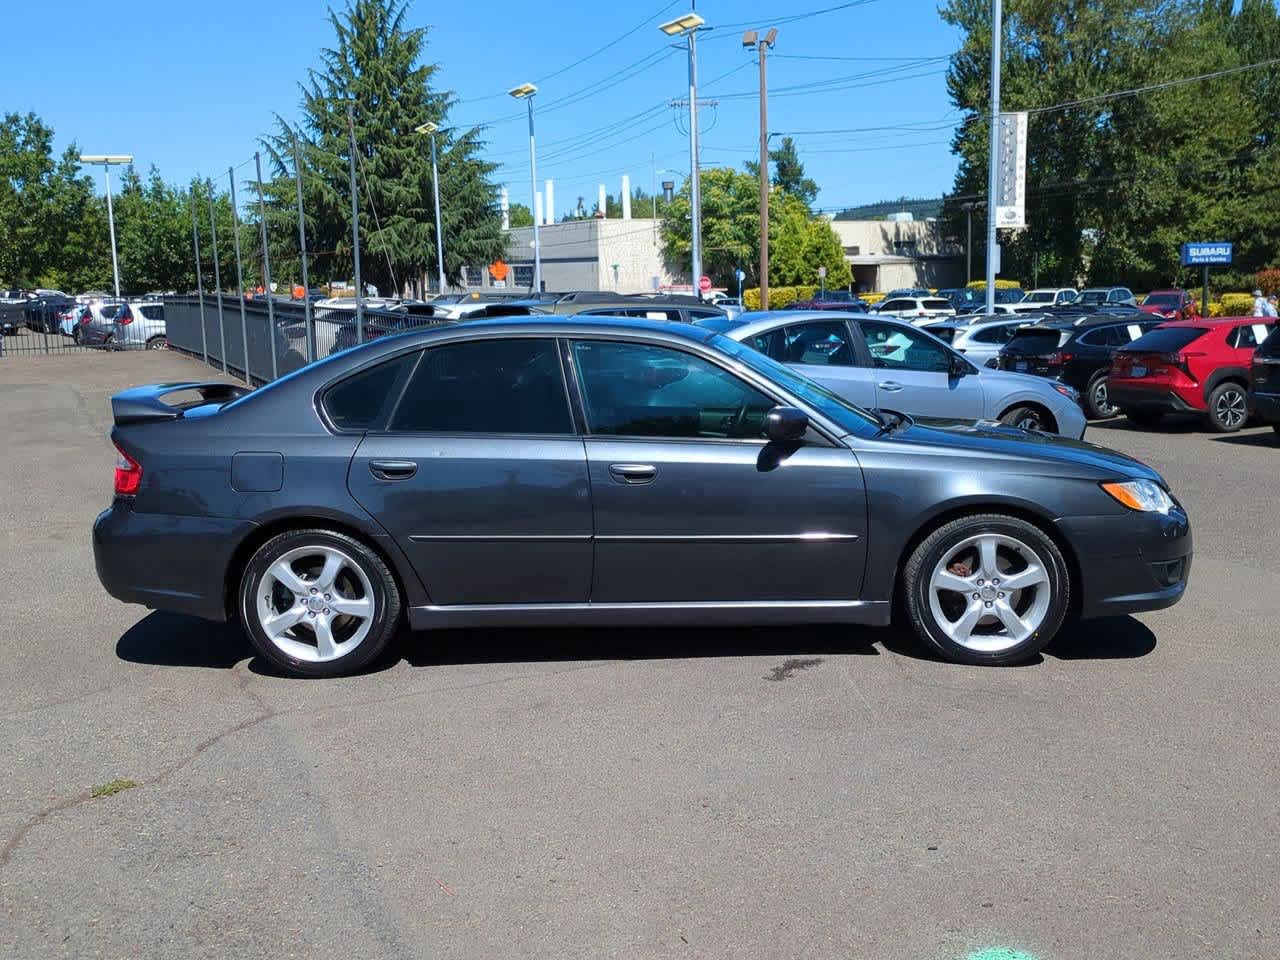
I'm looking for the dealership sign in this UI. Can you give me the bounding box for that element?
[994,111,1028,229]
[1181,242,1233,266]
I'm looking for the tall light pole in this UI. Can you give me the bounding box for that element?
[80,154,133,298]
[984,0,1003,315]
[743,27,777,310]
[508,83,541,294]
[414,122,448,297]
[660,12,706,299]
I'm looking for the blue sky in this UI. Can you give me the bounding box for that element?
[9,0,964,213]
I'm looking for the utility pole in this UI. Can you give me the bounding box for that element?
[189,186,208,365]
[346,104,363,344]
[744,28,777,310]
[984,0,1003,315]
[207,180,228,375]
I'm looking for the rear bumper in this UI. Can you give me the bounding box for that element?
[1108,382,1203,414]
[1056,507,1192,619]
[93,502,255,621]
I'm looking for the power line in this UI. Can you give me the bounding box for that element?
[706,0,883,34]
[1022,57,1280,115]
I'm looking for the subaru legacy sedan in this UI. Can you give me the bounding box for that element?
[94,318,1190,677]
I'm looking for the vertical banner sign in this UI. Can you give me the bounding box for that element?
[995,111,1028,229]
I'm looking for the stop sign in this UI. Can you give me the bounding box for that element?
[699,275,712,292]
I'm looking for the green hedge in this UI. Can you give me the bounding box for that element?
[743,286,887,309]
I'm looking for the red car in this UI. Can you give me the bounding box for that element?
[1138,289,1199,321]
[1109,317,1276,432]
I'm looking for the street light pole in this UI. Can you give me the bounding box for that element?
[984,0,1003,315]
[79,154,133,299]
[414,122,448,296]
[508,84,541,294]
[744,27,777,310]
[660,12,707,299]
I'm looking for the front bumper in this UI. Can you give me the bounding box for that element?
[1056,506,1192,619]
[94,501,256,621]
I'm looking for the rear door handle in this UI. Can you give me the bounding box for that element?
[369,459,418,481]
[608,463,658,485]
[878,381,904,392]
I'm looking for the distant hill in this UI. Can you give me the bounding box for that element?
[832,197,944,221]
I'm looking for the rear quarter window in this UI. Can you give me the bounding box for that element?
[322,353,418,430]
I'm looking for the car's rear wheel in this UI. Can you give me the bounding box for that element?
[238,529,401,677]
[145,335,167,350]
[1207,381,1248,433]
[1124,408,1163,427]
[999,404,1050,432]
[1084,372,1118,419]
[72,326,83,345]
[902,514,1070,666]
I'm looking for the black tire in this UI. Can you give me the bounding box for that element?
[146,335,168,350]
[72,326,83,345]
[238,528,402,678]
[1083,372,1118,420]
[1124,408,1163,427]
[999,404,1051,432]
[1206,381,1248,433]
[902,513,1071,666]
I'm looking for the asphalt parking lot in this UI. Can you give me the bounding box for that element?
[2,350,1277,960]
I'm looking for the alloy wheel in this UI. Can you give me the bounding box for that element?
[926,533,1052,653]
[1213,387,1247,430]
[254,545,376,663]
[1092,379,1117,417]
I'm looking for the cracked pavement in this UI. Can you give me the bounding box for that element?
[1,350,1277,959]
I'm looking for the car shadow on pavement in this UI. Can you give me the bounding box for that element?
[116,611,254,670]
[399,623,881,668]
[879,615,1157,665]
[1086,415,1205,435]
[1211,430,1278,447]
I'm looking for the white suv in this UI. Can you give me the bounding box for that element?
[872,296,956,326]
[1011,288,1078,312]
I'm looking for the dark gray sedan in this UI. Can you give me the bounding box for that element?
[94,318,1191,677]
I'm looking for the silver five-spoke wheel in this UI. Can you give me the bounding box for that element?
[255,545,375,663]
[927,533,1052,654]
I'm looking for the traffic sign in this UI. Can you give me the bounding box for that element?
[734,268,746,282]
[699,275,712,292]
[1181,242,1232,266]
[818,266,828,278]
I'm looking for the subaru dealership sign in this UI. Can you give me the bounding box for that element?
[1181,242,1233,266]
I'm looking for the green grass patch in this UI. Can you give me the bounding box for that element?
[90,778,139,799]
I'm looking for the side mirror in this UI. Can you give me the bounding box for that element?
[950,353,971,377]
[765,405,809,443]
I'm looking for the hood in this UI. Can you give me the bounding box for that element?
[880,416,1164,484]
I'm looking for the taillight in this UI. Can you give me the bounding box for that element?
[118,306,133,325]
[80,311,92,325]
[1046,351,1074,365]
[114,444,142,496]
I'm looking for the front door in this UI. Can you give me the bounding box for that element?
[347,337,593,605]
[568,338,867,602]
[857,319,985,419]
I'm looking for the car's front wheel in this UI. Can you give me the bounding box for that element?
[1084,372,1118,419]
[902,514,1070,665]
[1206,381,1248,433]
[999,404,1051,432]
[238,529,401,677]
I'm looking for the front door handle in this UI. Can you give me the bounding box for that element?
[877,381,904,392]
[369,459,418,481]
[608,463,658,485]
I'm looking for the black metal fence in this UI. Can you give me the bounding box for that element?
[0,299,119,356]
[164,295,448,385]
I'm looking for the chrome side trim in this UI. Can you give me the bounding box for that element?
[408,534,591,542]
[596,532,860,542]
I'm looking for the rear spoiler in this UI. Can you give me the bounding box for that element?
[111,381,250,425]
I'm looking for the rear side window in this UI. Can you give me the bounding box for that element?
[389,338,571,434]
[751,321,855,367]
[971,324,1018,344]
[323,353,417,430]
[1125,327,1207,353]
[1228,323,1273,349]
[1006,328,1070,353]
[923,299,952,311]
[140,305,163,320]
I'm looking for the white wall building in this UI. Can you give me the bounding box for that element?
[830,218,964,292]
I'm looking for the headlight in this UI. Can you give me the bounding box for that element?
[1101,479,1174,514]
[1052,382,1080,401]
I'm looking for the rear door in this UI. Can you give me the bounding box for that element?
[1252,325,1280,398]
[745,319,877,409]
[346,337,593,605]
[856,319,985,419]
[568,337,866,602]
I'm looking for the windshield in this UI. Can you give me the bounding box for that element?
[711,333,882,435]
[1024,291,1056,303]
[1075,290,1107,305]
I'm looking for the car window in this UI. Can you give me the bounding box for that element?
[1125,327,1207,353]
[389,338,572,434]
[971,324,1017,344]
[922,299,952,311]
[686,308,724,320]
[139,305,163,320]
[859,320,953,373]
[571,340,775,440]
[1258,326,1280,358]
[879,299,910,312]
[323,353,418,430]
[754,321,855,367]
[1230,323,1273,349]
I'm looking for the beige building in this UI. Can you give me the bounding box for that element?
[460,218,680,294]
[830,218,964,293]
